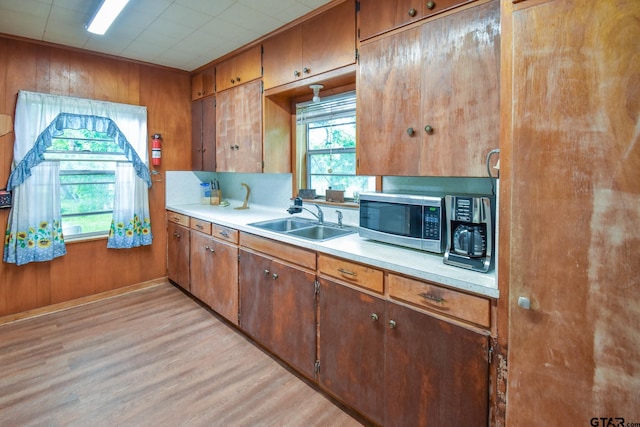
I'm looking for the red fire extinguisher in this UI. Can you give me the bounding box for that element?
[152,133,162,166]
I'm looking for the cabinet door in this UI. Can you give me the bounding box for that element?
[208,238,239,325]
[385,303,489,427]
[318,278,385,425]
[302,0,355,78]
[357,26,422,176]
[216,46,262,92]
[270,259,317,379]
[216,79,263,172]
[359,0,424,40]
[189,231,216,305]
[418,0,499,176]
[239,249,272,345]
[167,222,190,290]
[262,26,302,89]
[191,67,214,100]
[191,97,216,171]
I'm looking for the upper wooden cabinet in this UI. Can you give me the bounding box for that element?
[215,46,262,93]
[191,67,215,100]
[357,0,500,177]
[262,0,356,89]
[359,0,476,40]
[216,79,263,172]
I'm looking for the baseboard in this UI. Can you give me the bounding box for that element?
[0,277,169,326]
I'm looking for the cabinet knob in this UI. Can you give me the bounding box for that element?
[272,273,279,280]
[426,1,436,10]
[236,76,241,82]
[518,296,531,310]
[389,319,397,329]
[263,269,270,276]
[424,125,434,134]
[303,67,310,74]
[230,79,235,84]
[370,313,379,322]
[408,8,417,17]
[173,232,181,238]
[294,70,301,77]
[407,127,415,136]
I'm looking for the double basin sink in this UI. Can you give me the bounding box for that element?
[248,217,357,242]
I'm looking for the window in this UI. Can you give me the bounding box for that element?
[44,129,128,238]
[296,91,375,200]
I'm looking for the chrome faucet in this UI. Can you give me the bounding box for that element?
[335,210,343,228]
[288,197,324,224]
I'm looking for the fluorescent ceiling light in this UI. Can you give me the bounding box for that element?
[86,0,130,35]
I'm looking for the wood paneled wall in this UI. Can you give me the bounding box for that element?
[0,36,192,317]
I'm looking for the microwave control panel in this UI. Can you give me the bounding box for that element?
[423,206,441,240]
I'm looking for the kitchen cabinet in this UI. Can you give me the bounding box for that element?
[215,46,262,93]
[359,0,476,40]
[190,220,239,325]
[318,276,490,426]
[239,250,316,378]
[191,96,216,171]
[167,212,190,291]
[191,67,215,100]
[504,0,640,425]
[262,0,356,90]
[357,0,500,177]
[216,79,262,172]
[239,233,317,378]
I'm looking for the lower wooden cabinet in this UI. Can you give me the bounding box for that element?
[190,230,239,325]
[167,220,190,291]
[239,248,317,378]
[318,277,490,426]
[318,277,386,425]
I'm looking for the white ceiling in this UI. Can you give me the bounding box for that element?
[0,0,333,72]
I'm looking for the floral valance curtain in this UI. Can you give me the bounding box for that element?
[4,91,152,266]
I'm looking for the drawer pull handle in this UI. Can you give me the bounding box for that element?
[370,313,379,322]
[338,268,356,277]
[173,216,180,222]
[196,224,203,229]
[419,292,445,304]
[204,245,215,253]
[219,230,229,238]
[173,232,181,238]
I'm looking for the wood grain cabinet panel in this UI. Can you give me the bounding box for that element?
[387,273,491,327]
[262,0,355,89]
[167,221,190,291]
[216,79,263,172]
[359,0,476,40]
[191,67,214,100]
[191,97,216,171]
[357,0,500,177]
[191,231,239,325]
[239,249,317,378]
[215,46,262,93]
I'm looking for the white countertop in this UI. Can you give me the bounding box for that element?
[166,202,499,299]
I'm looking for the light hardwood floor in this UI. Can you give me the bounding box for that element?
[0,282,365,427]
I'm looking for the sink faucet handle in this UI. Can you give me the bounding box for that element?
[294,197,303,207]
[335,210,343,228]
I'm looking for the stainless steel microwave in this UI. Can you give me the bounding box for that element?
[358,192,445,253]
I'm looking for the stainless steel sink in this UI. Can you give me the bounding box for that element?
[286,225,354,241]
[248,218,356,241]
[248,217,314,232]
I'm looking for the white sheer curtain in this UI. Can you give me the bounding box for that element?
[4,91,152,266]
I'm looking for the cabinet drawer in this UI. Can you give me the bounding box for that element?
[240,232,316,270]
[387,274,490,327]
[212,223,238,244]
[318,254,384,293]
[190,218,211,234]
[167,211,190,227]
